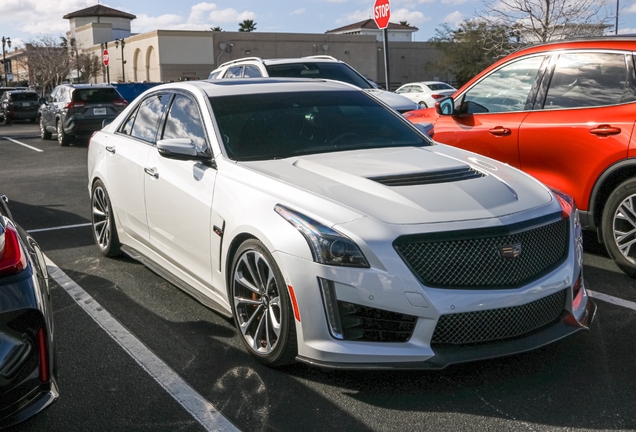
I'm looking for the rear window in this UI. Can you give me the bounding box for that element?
[72,88,122,103]
[426,83,453,91]
[266,62,373,89]
[210,90,430,161]
[10,92,39,101]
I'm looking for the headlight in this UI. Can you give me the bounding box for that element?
[275,205,370,268]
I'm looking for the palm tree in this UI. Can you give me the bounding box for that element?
[239,19,257,32]
[399,21,411,27]
[210,26,223,32]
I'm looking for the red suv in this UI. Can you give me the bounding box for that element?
[405,37,636,278]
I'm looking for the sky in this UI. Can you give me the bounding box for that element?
[1,0,636,49]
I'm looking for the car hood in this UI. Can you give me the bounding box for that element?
[242,146,554,225]
[364,89,420,112]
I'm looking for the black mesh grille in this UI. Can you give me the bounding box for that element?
[432,289,567,345]
[394,217,569,288]
[368,167,484,187]
[338,301,417,342]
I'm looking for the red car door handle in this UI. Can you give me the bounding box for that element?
[590,125,621,136]
[489,127,511,136]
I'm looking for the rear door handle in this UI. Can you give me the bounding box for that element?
[144,167,159,179]
[489,126,511,136]
[590,125,621,136]
[105,146,115,154]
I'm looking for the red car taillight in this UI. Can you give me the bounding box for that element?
[431,94,445,99]
[64,101,86,109]
[37,326,50,382]
[0,223,27,276]
[113,99,128,107]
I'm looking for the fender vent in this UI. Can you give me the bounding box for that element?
[368,167,485,187]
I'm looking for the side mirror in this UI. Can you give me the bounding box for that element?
[38,97,46,105]
[157,138,205,161]
[436,97,455,116]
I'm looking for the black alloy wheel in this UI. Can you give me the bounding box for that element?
[57,120,70,146]
[230,239,297,366]
[40,116,52,140]
[91,180,121,257]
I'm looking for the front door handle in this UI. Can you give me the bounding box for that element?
[489,126,511,136]
[590,125,621,136]
[105,146,115,154]
[144,167,159,179]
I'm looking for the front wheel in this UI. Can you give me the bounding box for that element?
[40,116,52,140]
[601,178,636,278]
[418,101,428,108]
[230,239,297,367]
[91,180,121,257]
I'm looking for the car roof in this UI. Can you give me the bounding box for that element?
[219,56,341,69]
[148,78,360,98]
[60,84,117,90]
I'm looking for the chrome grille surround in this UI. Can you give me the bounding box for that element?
[431,289,567,345]
[393,214,569,289]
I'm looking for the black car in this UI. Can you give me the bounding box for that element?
[39,84,127,146]
[0,195,58,428]
[1,90,40,124]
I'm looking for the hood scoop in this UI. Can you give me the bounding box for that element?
[368,167,485,187]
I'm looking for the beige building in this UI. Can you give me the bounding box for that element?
[65,4,448,89]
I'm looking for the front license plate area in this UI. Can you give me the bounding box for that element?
[93,108,107,115]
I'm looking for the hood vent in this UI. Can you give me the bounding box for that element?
[368,167,485,187]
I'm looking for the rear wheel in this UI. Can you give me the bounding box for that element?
[601,178,636,278]
[91,180,121,257]
[230,239,297,367]
[3,111,10,125]
[40,116,52,140]
[418,101,428,108]
[57,120,70,146]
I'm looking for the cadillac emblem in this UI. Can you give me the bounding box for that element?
[499,243,522,259]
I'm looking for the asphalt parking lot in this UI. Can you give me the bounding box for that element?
[1,121,635,431]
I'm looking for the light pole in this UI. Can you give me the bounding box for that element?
[616,0,619,35]
[70,38,81,83]
[114,38,126,82]
[2,36,11,86]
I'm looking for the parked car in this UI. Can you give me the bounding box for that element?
[1,90,40,124]
[39,84,127,146]
[0,195,58,427]
[87,79,594,369]
[208,56,420,113]
[404,37,636,278]
[395,81,457,108]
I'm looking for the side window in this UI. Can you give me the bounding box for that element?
[243,65,262,78]
[120,104,140,136]
[460,55,545,114]
[543,52,636,109]
[161,94,208,153]
[128,93,170,143]
[225,66,243,78]
[208,71,221,80]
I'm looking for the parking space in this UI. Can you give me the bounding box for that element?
[1,123,635,431]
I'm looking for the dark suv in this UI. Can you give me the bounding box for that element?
[1,90,39,124]
[39,84,127,146]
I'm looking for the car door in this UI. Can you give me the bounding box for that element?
[106,92,171,245]
[518,51,636,212]
[432,55,548,167]
[144,92,218,289]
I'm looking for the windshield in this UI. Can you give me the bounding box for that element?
[210,90,430,161]
[265,62,373,89]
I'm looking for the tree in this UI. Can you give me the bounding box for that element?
[238,19,257,32]
[210,26,223,32]
[476,0,611,48]
[399,21,411,27]
[75,52,102,83]
[427,21,513,86]
[13,36,69,95]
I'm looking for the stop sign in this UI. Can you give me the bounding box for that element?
[103,49,109,67]
[373,0,391,29]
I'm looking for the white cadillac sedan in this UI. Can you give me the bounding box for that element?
[87,79,595,369]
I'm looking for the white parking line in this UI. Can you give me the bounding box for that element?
[44,256,239,432]
[1,137,43,152]
[28,223,92,233]
[588,290,636,311]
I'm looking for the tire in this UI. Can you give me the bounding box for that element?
[91,180,121,257]
[57,120,70,146]
[601,178,636,278]
[40,116,52,140]
[418,101,428,108]
[3,111,10,125]
[230,239,297,367]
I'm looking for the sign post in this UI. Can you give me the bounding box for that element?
[373,0,391,90]
[103,47,110,83]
